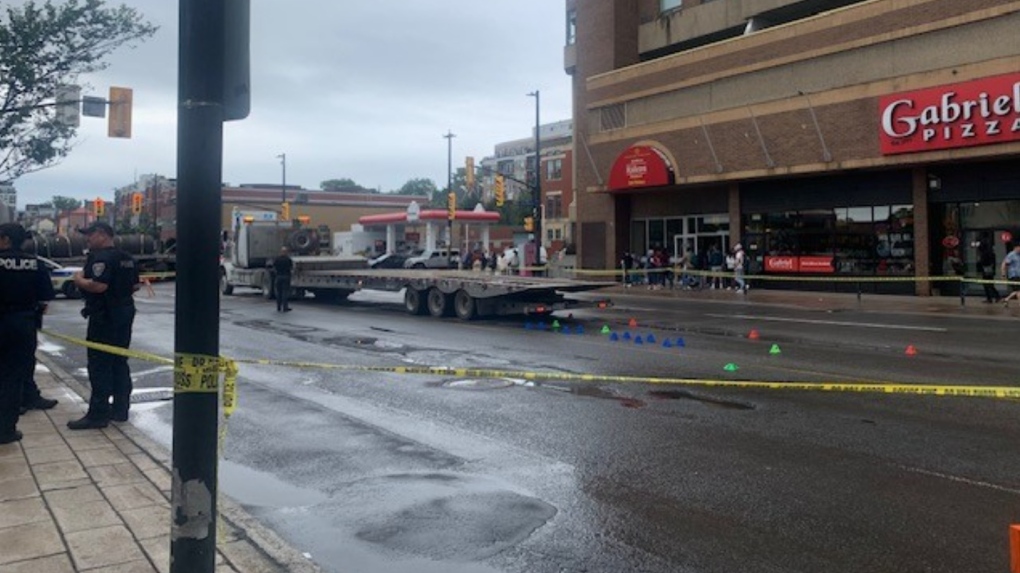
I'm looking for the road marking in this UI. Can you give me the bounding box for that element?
[898,465,1020,496]
[706,313,947,333]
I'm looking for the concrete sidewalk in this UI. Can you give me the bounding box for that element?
[596,282,1020,319]
[0,361,319,573]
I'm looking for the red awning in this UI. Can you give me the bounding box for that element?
[608,145,674,191]
[359,210,501,225]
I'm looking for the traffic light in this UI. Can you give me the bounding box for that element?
[494,175,505,207]
[447,191,456,221]
[131,192,143,215]
[94,197,105,217]
[281,201,291,221]
[524,216,534,232]
[107,87,133,139]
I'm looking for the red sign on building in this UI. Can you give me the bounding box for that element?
[764,256,834,273]
[879,73,1020,155]
[608,145,674,190]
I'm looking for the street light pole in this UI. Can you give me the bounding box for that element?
[443,130,455,257]
[277,152,287,201]
[527,90,542,271]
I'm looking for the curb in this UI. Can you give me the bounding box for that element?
[36,351,321,573]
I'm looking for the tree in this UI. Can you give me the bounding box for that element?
[51,195,82,212]
[397,178,437,197]
[0,0,158,182]
[326,177,363,190]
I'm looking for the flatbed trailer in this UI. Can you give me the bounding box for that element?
[220,257,611,320]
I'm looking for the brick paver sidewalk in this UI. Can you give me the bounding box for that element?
[0,363,319,573]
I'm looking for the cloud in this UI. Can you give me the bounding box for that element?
[12,0,572,206]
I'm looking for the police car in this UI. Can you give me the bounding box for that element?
[38,256,82,299]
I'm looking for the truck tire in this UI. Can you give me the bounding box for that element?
[427,287,453,317]
[453,289,477,321]
[413,263,426,270]
[404,288,427,315]
[220,270,234,295]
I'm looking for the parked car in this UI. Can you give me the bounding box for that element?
[403,248,460,270]
[368,252,408,269]
[38,256,82,299]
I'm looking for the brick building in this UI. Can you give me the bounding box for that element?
[567,0,1020,294]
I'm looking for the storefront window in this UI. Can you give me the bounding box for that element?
[746,205,914,275]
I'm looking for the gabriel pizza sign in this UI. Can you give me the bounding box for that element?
[879,73,1020,155]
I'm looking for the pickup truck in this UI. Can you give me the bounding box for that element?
[403,248,460,270]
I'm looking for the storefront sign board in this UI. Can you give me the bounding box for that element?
[879,72,1020,155]
[764,256,834,273]
[608,145,673,190]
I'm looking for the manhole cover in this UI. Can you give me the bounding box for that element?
[442,378,515,390]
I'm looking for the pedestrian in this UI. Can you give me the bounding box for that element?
[1,223,56,444]
[1001,242,1020,307]
[976,236,1000,303]
[272,246,294,312]
[68,222,140,430]
[733,243,748,294]
[708,244,724,289]
[622,251,634,287]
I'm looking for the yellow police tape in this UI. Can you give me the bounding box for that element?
[39,330,1019,400]
[40,330,238,417]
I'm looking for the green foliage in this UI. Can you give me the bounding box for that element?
[321,178,379,193]
[397,177,437,197]
[50,195,81,212]
[0,0,157,182]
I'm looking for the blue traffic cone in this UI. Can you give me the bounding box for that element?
[635,335,644,345]
[575,325,584,335]
[622,331,632,341]
[524,322,533,330]
[537,322,547,331]
[610,332,620,342]
[646,333,656,344]
[662,339,673,348]
[676,337,686,347]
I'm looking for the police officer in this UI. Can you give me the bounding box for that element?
[68,222,139,430]
[0,223,55,444]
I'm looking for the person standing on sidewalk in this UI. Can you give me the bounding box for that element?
[68,222,139,430]
[733,243,748,294]
[272,246,294,312]
[1001,242,1020,307]
[0,223,55,444]
[976,236,1000,303]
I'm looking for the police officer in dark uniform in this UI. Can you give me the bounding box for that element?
[68,222,139,430]
[272,246,293,312]
[0,223,55,444]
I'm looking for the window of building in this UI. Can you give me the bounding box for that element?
[546,195,563,219]
[660,0,682,12]
[566,9,576,45]
[546,159,562,181]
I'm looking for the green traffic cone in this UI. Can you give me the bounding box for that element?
[723,363,739,372]
[769,344,782,355]
[600,325,611,335]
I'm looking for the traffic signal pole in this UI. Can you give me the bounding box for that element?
[171,0,225,571]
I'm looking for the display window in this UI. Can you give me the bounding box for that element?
[744,205,914,275]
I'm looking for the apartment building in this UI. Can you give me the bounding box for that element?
[567,0,1020,294]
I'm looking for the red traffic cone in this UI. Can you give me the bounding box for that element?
[628,318,638,328]
[748,329,760,340]
[905,344,918,356]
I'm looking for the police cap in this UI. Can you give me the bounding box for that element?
[0,222,27,246]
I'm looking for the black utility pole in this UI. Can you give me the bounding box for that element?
[527,90,542,270]
[172,0,225,571]
[444,130,455,257]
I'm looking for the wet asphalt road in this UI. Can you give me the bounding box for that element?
[38,283,1020,573]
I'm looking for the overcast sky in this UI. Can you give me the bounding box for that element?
[13,0,573,207]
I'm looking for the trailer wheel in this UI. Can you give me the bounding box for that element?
[453,289,477,321]
[220,270,234,295]
[427,287,453,317]
[404,288,427,315]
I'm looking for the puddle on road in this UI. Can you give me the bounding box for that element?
[220,460,328,508]
[648,389,755,410]
[548,385,646,409]
[441,378,516,391]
